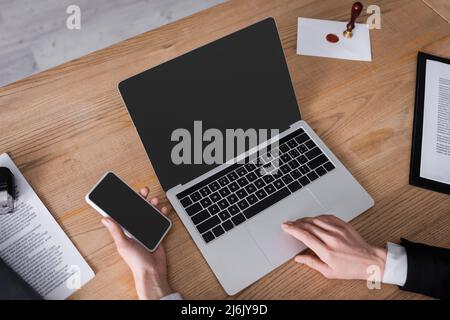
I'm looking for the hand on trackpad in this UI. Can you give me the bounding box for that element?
[246,189,327,267]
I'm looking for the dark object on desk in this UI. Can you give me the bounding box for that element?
[0,167,15,214]
[400,239,450,299]
[0,258,42,300]
[409,52,450,195]
[343,2,363,39]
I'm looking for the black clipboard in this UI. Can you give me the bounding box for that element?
[409,52,450,195]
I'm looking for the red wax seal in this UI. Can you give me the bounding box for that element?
[326,33,339,43]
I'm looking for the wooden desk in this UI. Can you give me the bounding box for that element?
[1,0,449,300]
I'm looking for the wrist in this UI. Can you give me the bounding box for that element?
[371,246,387,279]
[133,269,173,300]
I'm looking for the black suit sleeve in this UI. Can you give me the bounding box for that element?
[0,258,42,300]
[400,238,450,299]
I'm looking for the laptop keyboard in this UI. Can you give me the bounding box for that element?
[176,128,335,244]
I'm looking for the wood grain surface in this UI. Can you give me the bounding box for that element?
[0,0,449,300]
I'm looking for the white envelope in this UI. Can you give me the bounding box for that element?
[297,17,372,62]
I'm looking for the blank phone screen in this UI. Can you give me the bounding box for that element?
[89,173,170,250]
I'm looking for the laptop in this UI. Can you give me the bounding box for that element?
[118,18,374,295]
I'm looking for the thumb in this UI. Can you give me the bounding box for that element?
[295,254,333,279]
[102,218,129,249]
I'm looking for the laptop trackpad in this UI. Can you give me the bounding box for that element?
[246,189,327,267]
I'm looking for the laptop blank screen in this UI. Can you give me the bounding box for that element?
[119,18,300,191]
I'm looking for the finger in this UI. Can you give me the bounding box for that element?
[161,206,170,216]
[151,197,159,206]
[296,218,333,243]
[102,218,129,249]
[295,254,333,278]
[139,187,149,199]
[311,218,347,239]
[319,214,347,228]
[282,222,328,259]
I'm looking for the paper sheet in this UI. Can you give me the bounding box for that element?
[0,153,94,300]
[297,17,372,61]
[420,60,450,185]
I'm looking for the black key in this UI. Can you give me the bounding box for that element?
[264,184,276,194]
[273,179,284,189]
[263,174,275,183]
[253,158,264,167]
[208,204,220,215]
[246,194,258,205]
[307,171,319,181]
[202,231,215,243]
[287,180,302,193]
[305,147,322,160]
[237,177,249,187]
[192,210,210,225]
[288,159,300,169]
[190,191,202,202]
[305,140,316,149]
[222,219,234,231]
[245,163,256,171]
[280,153,292,163]
[255,189,268,200]
[200,197,212,208]
[200,186,211,197]
[236,189,248,199]
[219,186,231,197]
[246,171,258,182]
[245,183,257,194]
[299,176,310,187]
[298,155,308,164]
[218,210,231,221]
[316,166,327,176]
[197,215,221,234]
[255,167,266,177]
[297,144,308,153]
[236,167,247,176]
[212,225,225,237]
[186,202,202,216]
[227,193,239,204]
[242,187,290,219]
[289,149,300,158]
[228,204,240,216]
[299,165,310,175]
[307,154,328,170]
[279,144,289,153]
[210,192,221,202]
[229,182,239,192]
[280,164,291,174]
[272,169,283,179]
[237,199,250,210]
[295,133,309,144]
[291,169,302,179]
[287,139,298,148]
[218,198,230,210]
[324,162,336,171]
[218,176,230,186]
[227,171,239,182]
[180,197,192,208]
[209,181,220,192]
[254,178,265,189]
[231,213,246,226]
[282,175,293,184]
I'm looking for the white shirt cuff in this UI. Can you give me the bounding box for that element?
[160,292,183,300]
[382,242,407,286]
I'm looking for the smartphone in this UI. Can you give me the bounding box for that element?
[86,172,171,252]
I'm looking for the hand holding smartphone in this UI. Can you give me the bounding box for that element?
[86,172,171,252]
